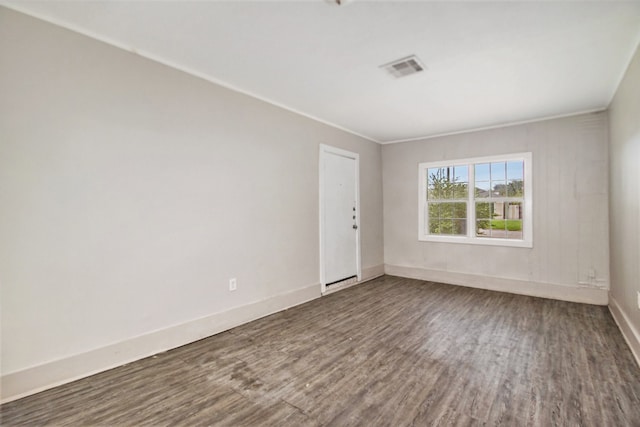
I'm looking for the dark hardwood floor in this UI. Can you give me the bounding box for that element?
[2,275,640,426]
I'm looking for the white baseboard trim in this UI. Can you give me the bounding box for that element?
[0,283,320,404]
[323,264,385,295]
[609,296,640,368]
[384,264,608,305]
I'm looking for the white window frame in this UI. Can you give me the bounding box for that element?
[418,152,533,248]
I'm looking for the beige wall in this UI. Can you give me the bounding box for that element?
[382,113,610,302]
[608,44,640,358]
[0,7,383,387]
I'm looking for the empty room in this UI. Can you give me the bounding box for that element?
[1,1,640,425]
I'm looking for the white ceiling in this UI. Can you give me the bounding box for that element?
[4,0,640,143]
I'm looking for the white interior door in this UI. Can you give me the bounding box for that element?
[320,144,360,293]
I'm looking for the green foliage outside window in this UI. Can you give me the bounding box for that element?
[490,219,523,231]
[427,169,467,235]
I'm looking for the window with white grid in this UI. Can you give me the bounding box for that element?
[418,153,532,248]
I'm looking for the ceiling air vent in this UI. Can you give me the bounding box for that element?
[381,55,425,78]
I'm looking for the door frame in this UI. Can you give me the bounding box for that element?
[319,144,361,294]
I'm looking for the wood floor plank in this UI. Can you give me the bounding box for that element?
[2,275,639,426]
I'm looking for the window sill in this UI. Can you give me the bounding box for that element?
[419,234,533,248]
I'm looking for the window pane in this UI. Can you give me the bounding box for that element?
[439,203,454,218]
[428,202,440,219]
[454,166,468,183]
[427,183,439,199]
[441,181,455,199]
[475,202,492,219]
[453,202,466,219]
[489,229,507,238]
[428,166,460,200]
[491,162,506,180]
[507,225,523,239]
[454,182,468,199]
[475,163,490,181]
[476,220,490,237]
[503,219,523,231]
[440,219,454,235]
[492,181,507,197]
[507,180,524,197]
[446,166,454,179]
[428,167,441,179]
[429,219,441,234]
[505,202,522,220]
[507,161,523,180]
[427,168,441,197]
[441,167,454,184]
[427,169,441,199]
[491,218,507,231]
[492,202,505,219]
[453,219,467,235]
[492,218,523,239]
[504,203,524,239]
[475,181,490,198]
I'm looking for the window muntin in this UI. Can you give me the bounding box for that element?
[418,153,532,247]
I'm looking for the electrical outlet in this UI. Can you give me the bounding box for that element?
[229,278,237,291]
